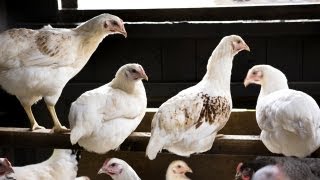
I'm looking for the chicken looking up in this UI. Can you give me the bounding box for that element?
[244,65,320,157]
[146,35,250,160]
[235,156,320,180]
[69,63,147,154]
[98,158,141,180]
[0,13,127,133]
[166,160,193,180]
[0,149,89,180]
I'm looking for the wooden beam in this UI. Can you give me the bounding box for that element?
[58,4,320,22]
[61,0,77,9]
[0,128,319,157]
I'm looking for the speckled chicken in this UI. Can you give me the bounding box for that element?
[0,13,127,133]
[146,35,250,160]
[244,65,320,157]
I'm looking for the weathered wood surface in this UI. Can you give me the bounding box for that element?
[0,127,319,157]
[0,108,259,135]
[58,4,320,22]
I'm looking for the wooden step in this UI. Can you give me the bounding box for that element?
[138,108,259,135]
[0,127,319,157]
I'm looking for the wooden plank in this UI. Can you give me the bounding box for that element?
[78,151,256,180]
[58,4,320,22]
[13,21,320,38]
[0,128,319,157]
[61,0,77,9]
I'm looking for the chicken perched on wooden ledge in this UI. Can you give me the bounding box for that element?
[146,35,250,160]
[69,63,148,154]
[0,13,127,133]
[0,149,90,180]
[244,65,320,157]
[98,158,141,180]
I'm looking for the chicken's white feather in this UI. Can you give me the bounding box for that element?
[69,63,147,153]
[146,35,250,159]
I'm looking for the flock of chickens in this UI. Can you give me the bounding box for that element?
[0,13,319,180]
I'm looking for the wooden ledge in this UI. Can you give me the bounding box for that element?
[0,128,319,157]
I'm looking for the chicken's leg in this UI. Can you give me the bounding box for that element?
[46,105,69,133]
[22,105,45,131]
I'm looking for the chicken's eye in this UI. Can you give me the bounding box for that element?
[110,20,118,26]
[237,40,241,44]
[177,165,181,168]
[252,71,257,75]
[110,163,116,167]
[131,69,137,73]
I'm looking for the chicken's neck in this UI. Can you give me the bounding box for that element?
[201,47,234,92]
[111,78,145,96]
[72,27,107,71]
[166,174,190,180]
[113,168,140,180]
[259,81,289,99]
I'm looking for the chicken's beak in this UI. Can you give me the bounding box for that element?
[98,168,105,174]
[244,43,250,52]
[186,167,193,173]
[119,23,127,38]
[141,73,148,81]
[244,78,251,87]
[120,29,127,38]
[7,167,14,174]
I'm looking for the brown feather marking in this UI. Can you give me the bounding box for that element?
[195,93,231,129]
[8,28,35,40]
[35,32,61,57]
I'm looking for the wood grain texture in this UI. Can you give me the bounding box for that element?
[0,127,319,157]
[58,5,320,22]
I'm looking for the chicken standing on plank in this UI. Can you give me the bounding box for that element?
[166,160,193,180]
[98,158,141,180]
[0,149,90,180]
[0,13,127,133]
[69,63,148,154]
[244,65,320,157]
[146,35,250,159]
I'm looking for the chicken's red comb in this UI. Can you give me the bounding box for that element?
[103,158,111,166]
[236,162,243,173]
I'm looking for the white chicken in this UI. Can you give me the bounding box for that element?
[0,13,127,133]
[0,149,89,180]
[166,160,193,180]
[146,35,250,160]
[98,158,141,180]
[244,65,320,157]
[69,63,148,154]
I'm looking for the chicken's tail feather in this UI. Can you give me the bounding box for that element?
[146,135,165,160]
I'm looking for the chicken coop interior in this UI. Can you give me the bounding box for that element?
[0,0,320,179]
